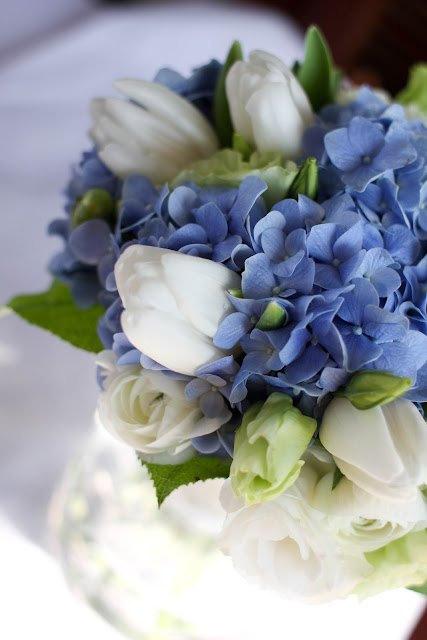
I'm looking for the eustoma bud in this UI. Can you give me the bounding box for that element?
[231,392,316,504]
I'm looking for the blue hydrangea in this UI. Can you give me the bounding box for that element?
[53,79,427,459]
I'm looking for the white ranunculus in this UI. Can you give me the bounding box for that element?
[115,245,241,376]
[313,471,427,554]
[97,350,222,464]
[225,50,313,160]
[89,79,219,183]
[319,398,427,503]
[220,447,372,604]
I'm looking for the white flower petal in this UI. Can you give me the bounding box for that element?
[90,79,219,182]
[115,246,240,375]
[161,251,241,338]
[97,356,201,462]
[225,49,313,160]
[121,308,224,376]
[320,398,427,502]
[113,79,219,153]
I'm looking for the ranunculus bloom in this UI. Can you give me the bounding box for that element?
[352,530,427,599]
[230,393,316,504]
[225,50,313,160]
[97,351,208,464]
[319,398,427,502]
[115,245,241,376]
[313,470,427,553]
[90,79,219,183]
[220,446,372,604]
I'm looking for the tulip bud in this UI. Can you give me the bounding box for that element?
[225,50,314,160]
[231,392,316,504]
[319,397,427,502]
[115,245,241,376]
[90,79,219,183]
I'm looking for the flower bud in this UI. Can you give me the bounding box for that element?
[115,245,241,376]
[90,80,219,183]
[225,50,313,160]
[71,188,115,229]
[319,397,427,502]
[336,370,412,410]
[231,392,316,504]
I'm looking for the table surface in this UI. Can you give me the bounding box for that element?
[0,3,425,639]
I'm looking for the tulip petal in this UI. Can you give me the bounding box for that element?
[161,251,241,338]
[121,308,224,376]
[113,79,218,153]
[320,398,427,501]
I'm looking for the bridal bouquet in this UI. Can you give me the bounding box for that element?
[8,27,427,604]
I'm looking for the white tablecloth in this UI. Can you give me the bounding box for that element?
[0,3,425,638]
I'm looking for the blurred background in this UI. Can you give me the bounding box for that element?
[2,0,426,91]
[1,1,426,638]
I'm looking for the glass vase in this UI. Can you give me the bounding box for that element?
[48,418,289,640]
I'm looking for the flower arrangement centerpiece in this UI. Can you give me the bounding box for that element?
[8,27,427,604]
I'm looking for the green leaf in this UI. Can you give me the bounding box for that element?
[288,157,318,200]
[143,456,232,506]
[408,581,427,596]
[296,26,341,112]
[332,467,344,491]
[214,41,243,147]
[232,132,253,161]
[171,148,298,209]
[396,63,427,114]
[7,280,104,353]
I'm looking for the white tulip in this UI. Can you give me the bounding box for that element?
[97,350,227,463]
[115,245,241,376]
[220,447,372,604]
[225,50,313,160]
[319,398,427,502]
[89,79,219,183]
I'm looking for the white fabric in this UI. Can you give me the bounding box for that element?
[0,3,425,638]
[0,0,95,58]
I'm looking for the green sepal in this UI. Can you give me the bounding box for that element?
[336,370,412,410]
[142,456,232,506]
[255,301,287,331]
[214,40,243,147]
[232,132,253,161]
[296,26,341,112]
[6,280,104,353]
[288,157,318,200]
[396,64,427,114]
